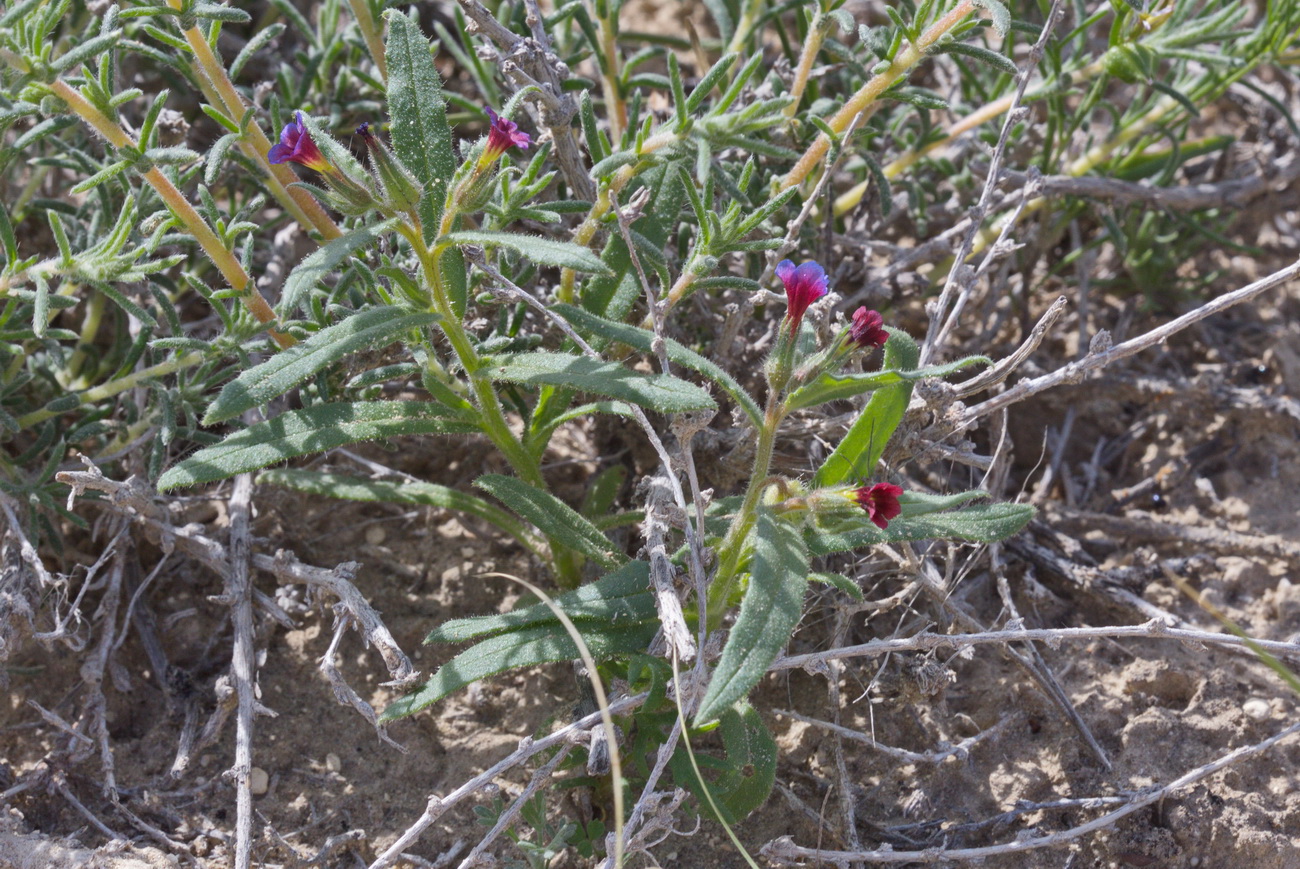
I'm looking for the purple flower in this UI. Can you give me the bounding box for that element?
[776,259,828,332]
[849,307,888,350]
[268,111,330,173]
[851,482,902,530]
[484,108,531,161]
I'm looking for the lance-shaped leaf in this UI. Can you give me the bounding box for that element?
[670,701,777,824]
[257,469,541,559]
[439,230,613,275]
[278,218,398,315]
[813,329,919,489]
[429,560,653,642]
[696,508,809,725]
[486,352,716,414]
[788,354,989,411]
[385,11,454,245]
[553,303,761,426]
[807,502,1037,555]
[158,402,476,491]
[381,620,658,720]
[204,307,437,424]
[475,474,627,568]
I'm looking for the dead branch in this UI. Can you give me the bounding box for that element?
[763,719,1300,864]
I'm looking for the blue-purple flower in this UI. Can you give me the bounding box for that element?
[849,307,887,350]
[776,259,828,331]
[268,111,330,173]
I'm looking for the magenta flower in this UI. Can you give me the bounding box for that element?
[849,307,888,350]
[484,108,531,161]
[776,259,828,332]
[851,482,903,530]
[268,111,330,173]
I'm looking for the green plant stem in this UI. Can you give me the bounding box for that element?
[17,350,205,429]
[67,288,105,387]
[165,13,343,241]
[346,0,388,83]
[706,394,783,626]
[779,0,977,192]
[50,80,295,349]
[396,220,583,586]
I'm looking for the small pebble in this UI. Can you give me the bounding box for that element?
[325,752,342,773]
[365,525,387,545]
[1243,698,1270,721]
[249,767,269,796]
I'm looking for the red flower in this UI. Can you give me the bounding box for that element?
[268,111,330,173]
[849,307,887,350]
[484,108,531,161]
[776,259,828,331]
[852,482,903,530]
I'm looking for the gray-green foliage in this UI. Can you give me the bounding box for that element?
[2,0,1294,853]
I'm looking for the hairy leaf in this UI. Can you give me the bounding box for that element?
[807,502,1037,555]
[553,303,760,426]
[670,701,777,823]
[381,620,657,719]
[158,402,476,491]
[204,307,436,424]
[475,474,627,568]
[439,230,613,275]
[813,328,919,488]
[257,469,540,558]
[696,508,808,725]
[429,560,653,642]
[278,219,398,315]
[486,352,716,413]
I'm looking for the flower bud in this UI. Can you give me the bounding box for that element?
[356,122,424,214]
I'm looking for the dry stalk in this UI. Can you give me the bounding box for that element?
[763,719,1300,865]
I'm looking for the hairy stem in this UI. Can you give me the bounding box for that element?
[50,80,294,348]
[780,0,977,191]
[166,0,343,241]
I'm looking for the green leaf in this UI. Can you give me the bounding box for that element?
[158,402,476,491]
[381,620,657,719]
[279,219,398,315]
[486,352,716,413]
[932,41,1019,77]
[897,489,987,517]
[670,701,777,823]
[204,307,436,424]
[581,163,685,320]
[787,354,989,411]
[696,509,808,725]
[256,469,541,558]
[384,11,456,246]
[428,560,653,642]
[812,329,919,488]
[810,572,863,601]
[807,502,1037,555]
[475,474,626,568]
[439,230,613,275]
[553,303,761,426]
